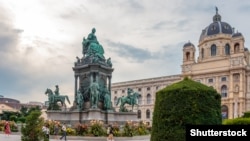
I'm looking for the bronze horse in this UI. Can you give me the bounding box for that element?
[45,88,70,110]
[116,92,140,112]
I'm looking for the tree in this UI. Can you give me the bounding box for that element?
[21,110,44,141]
[151,77,221,141]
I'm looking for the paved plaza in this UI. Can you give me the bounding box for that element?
[0,133,150,141]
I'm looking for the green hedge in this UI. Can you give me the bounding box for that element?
[223,118,250,125]
[151,77,222,141]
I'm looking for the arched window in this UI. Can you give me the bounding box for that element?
[201,48,204,59]
[186,52,190,61]
[114,96,117,105]
[234,43,240,53]
[221,105,228,119]
[137,110,141,119]
[138,95,142,105]
[146,109,150,119]
[221,85,227,98]
[225,44,230,55]
[146,94,151,104]
[211,44,217,56]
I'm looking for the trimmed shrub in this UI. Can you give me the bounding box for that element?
[151,77,222,141]
[223,118,250,125]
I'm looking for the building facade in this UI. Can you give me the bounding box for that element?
[111,9,250,125]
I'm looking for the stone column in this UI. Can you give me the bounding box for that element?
[234,98,238,118]
[74,75,78,102]
[108,76,112,92]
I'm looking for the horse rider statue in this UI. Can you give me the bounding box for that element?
[127,88,134,105]
[54,85,60,96]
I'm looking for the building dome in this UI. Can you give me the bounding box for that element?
[199,7,234,41]
[183,41,194,48]
[232,32,243,38]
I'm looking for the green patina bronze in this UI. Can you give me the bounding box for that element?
[45,85,71,110]
[89,81,100,108]
[76,90,84,111]
[82,28,105,60]
[103,86,112,110]
[116,88,140,112]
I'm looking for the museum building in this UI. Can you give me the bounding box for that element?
[111,9,250,125]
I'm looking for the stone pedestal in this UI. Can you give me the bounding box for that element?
[46,109,138,125]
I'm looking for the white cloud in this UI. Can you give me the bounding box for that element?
[0,0,250,105]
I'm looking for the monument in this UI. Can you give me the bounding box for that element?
[46,28,139,125]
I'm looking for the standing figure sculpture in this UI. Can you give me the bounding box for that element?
[103,86,112,110]
[90,81,100,108]
[76,90,84,111]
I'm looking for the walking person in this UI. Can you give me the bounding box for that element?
[107,124,114,141]
[45,125,50,141]
[54,122,60,140]
[4,121,11,137]
[60,123,67,141]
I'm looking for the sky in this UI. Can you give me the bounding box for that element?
[0,0,250,105]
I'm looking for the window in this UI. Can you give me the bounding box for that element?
[221,85,227,98]
[234,43,240,53]
[147,94,151,104]
[221,77,227,82]
[122,90,125,93]
[138,95,142,105]
[201,48,204,59]
[225,44,230,55]
[211,44,217,56]
[146,109,150,119]
[186,52,190,61]
[208,78,213,83]
[138,88,141,92]
[114,91,117,94]
[233,73,240,82]
[196,80,201,83]
[137,110,141,119]
[147,87,150,91]
[221,105,228,119]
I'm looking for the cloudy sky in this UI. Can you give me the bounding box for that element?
[0,0,250,105]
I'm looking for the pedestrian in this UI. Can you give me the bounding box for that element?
[59,123,67,141]
[107,124,114,141]
[54,122,59,140]
[45,125,50,141]
[4,121,11,137]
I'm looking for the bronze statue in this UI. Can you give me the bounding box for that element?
[54,85,59,96]
[82,28,105,60]
[76,90,84,111]
[116,88,140,112]
[90,81,100,108]
[45,87,71,110]
[103,87,112,110]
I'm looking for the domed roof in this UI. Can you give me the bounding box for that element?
[232,32,243,38]
[199,7,234,41]
[183,41,194,48]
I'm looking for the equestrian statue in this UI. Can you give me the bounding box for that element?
[116,88,140,112]
[45,85,71,110]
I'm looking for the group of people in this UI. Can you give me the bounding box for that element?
[42,122,67,141]
[107,124,115,141]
